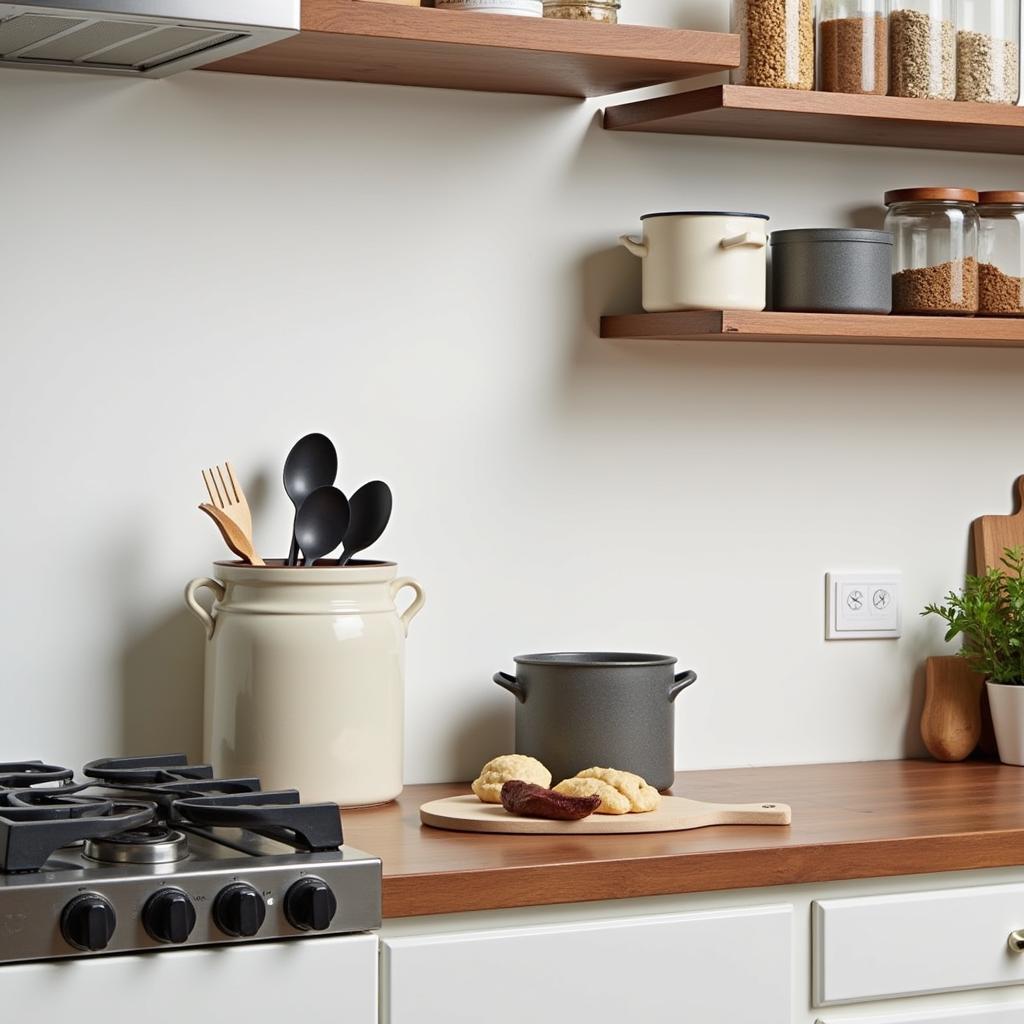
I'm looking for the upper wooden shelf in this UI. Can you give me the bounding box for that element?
[202,0,739,98]
[603,84,1024,153]
[601,310,1024,349]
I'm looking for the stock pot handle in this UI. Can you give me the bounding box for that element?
[493,672,526,703]
[669,670,698,701]
[185,577,226,641]
[618,234,648,258]
[390,577,426,636]
[720,231,766,250]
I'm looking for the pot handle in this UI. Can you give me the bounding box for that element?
[720,231,766,250]
[493,671,527,703]
[390,577,426,636]
[185,577,226,641]
[619,234,648,258]
[669,669,697,701]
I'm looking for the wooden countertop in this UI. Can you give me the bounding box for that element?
[340,760,1024,918]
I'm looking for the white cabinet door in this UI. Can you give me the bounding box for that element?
[0,934,378,1024]
[817,1004,1024,1024]
[383,905,792,1024]
[814,883,1024,1005]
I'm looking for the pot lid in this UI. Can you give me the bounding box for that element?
[884,187,979,205]
[513,652,678,667]
[770,228,893,245]
[640,211,769,220]
[978,191,1024,205]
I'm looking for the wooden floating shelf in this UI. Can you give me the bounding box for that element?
[600,310,1024,348]
[603,84,1024,154]
[203,0,739,98]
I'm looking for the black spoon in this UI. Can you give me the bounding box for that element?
[284,433,337,566]
[338,481,393,566]
[295,486,350,567]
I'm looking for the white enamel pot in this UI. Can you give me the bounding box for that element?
[620,211,770,312]
[186,560,425,807]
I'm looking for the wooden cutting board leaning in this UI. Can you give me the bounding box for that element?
[419,794,792,835]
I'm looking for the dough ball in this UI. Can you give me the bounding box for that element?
[471,754,552,804]
[553,777,631,815]
[575,767,661,813]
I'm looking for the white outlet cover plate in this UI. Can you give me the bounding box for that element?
[826,572,902,640]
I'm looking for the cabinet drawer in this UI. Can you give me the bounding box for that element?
[382,905,792,1024]
[817,1005,1024,1024]
[814,883,1024,1005]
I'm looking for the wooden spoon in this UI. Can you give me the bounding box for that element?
[198,503,265,566]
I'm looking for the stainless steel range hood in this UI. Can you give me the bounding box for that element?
[0,1,298,76]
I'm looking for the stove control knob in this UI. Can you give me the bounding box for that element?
[143,888,197,944]
[214,883,267,937]
[284,877,337,932]
[62,893,117,951]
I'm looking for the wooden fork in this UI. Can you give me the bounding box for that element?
[200,462,264,566]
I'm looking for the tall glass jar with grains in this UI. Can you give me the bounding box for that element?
[889,0,956,97]
[977,192,1024,317]
[956,0,1019,102]
[819,0,889,93]
[732,0,815,88]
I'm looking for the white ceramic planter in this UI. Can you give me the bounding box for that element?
[620,211,769,313]
[186,560,425,807]
[986,680,1024,766]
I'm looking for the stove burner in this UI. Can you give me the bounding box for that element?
[83,754,215,787]
[84,825,189,865]
[0,761,74,789]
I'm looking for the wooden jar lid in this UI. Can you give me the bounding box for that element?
[884,187,979,204]
[978,190,1024,204]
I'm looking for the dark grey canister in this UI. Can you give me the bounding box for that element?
[770,228,893,314]
[492,652,696,791]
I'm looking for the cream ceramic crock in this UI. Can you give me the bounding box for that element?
[186,560,425,807]
[620,211,769,312]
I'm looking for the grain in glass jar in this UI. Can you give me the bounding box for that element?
[542,0,619,20]
[732,0,815,88]
[956,0,1019,103]
[977,192,1024,317]
[889,0,956,98]
[884,187,979,315]
[818,0,889,93]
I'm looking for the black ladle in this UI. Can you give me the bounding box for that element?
[295,486,350,567]
[284,433,337,566]
[338,481,393,566]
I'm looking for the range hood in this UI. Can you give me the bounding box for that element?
[0,1,298,76]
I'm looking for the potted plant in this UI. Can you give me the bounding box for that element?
[923,547,1024,765]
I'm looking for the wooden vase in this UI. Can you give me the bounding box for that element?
[921,656,984,762]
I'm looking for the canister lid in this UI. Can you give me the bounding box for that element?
[640,211,769,220]
[884,187,979,205]
[978,190,1024,205]
[770,228,893,245]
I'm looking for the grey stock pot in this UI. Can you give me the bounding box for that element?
[493,652,697,791]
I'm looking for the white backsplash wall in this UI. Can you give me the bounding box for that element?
[2,2,1023,782]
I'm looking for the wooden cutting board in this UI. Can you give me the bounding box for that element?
[973,475,1024,572]
[419,794,792,835]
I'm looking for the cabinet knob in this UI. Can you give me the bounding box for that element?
[1008,930,1024,953]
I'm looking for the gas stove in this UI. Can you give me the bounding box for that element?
[0,754,381,965]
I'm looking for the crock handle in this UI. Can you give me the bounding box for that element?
[669,670,697,701]
[390,577,426,636]
[720,231,766,250]
[185,577,226,641]
[493,671,526,703]
[619,234,648,258]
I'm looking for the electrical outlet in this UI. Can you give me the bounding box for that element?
[826,572,902,640]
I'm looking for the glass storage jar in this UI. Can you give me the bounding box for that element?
[977,191,1024,317]
[956,0,1019,102]
[543,0,619,20]
[889,0,956,97]
[884,187,979,315]
[818,0,889,93]
[732,0,814,88]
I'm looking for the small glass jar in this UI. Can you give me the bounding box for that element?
[818,0,889,93]
[542,0,619,20]
[956,0,1019,103]
[977,191,1024,317]
[731,0,815,89]
[889,0,956,98]
[883,187,979,315]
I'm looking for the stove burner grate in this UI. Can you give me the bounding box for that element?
[0,762,75,789]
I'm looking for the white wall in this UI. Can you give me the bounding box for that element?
[2,2,1023,783]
